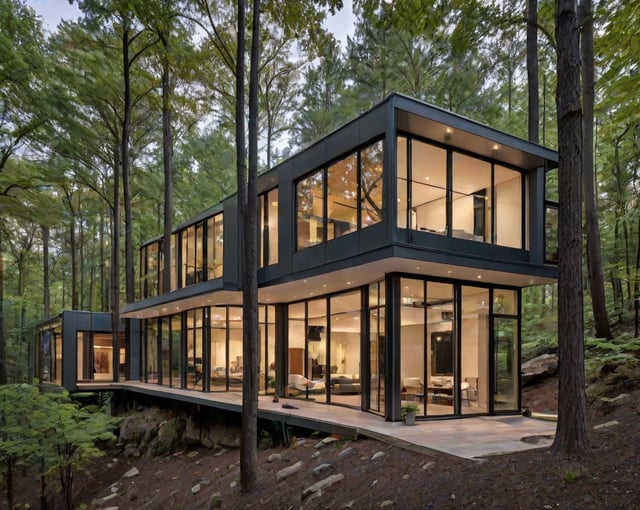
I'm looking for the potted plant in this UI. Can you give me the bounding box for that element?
[401,402,420,425]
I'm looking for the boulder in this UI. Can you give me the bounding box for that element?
[201,422,241,449]
[183,415,201,446]
[156,417,186,454]
[521,354,558,386]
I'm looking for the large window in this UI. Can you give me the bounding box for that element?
[361,141,384,228]
[140,212,222,298]
[494,165,522,248]
[452,153,491,242]
[207,213,224,279]
[409,139,447,233]
[296,140,384,250]
[296,171,325,249]
[328,153,358,240]
[260,188,279,267]
[493,289,519,411]
[397,135,525,249]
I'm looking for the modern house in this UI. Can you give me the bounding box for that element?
[35,94,559,422]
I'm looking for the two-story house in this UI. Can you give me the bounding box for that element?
[36,94,558,422]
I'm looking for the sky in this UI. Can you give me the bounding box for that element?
[27,0,356,45]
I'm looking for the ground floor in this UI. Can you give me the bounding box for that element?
[36,273,522,422]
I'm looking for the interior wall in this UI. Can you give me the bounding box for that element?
[495,177,521,247]
[400,323,423,380]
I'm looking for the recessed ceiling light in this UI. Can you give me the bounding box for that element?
[477,275,482,279]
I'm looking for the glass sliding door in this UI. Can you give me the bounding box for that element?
[368,281,385,414]
[210,307,228,390]
[170,315,182,388]
[400,278,426,416]
[287,302,306,397]
[307,299,327,402]
[426,282,454,416]
[228,307,243,391]
[460,287,489,414]
[160,317,170,387]
[329,291,361,407]
[493,289,519,411]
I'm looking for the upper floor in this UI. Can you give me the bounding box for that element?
[131,94,558,316]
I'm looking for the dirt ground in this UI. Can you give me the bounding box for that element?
[7,377,640,510]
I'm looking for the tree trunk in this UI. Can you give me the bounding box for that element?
[551,0,590,455]
[43,226,50,318]
[100,211,108,312]
[122,22,135,305]
[580,0,612,339]
[161,33,173,295]
[79,209,85,309]
[527,0,539,143]
[237,0,258,494]
[635,213,640,337]
[0,234,6,384]
[111,157,121,382]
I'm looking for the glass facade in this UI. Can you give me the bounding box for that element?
[115,101,556,422]
[397,135,526,249]
[139,212,223,298]
[259,188,279,267]
[296,140,384,251]
[142,305,275,395]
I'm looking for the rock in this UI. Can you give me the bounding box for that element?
[123,467,140,478]
[229,480,237,488]
[156,417,186,454]
[119,416,149,445]
[104,507,119,510]
[209,492,222,509]
[302,473,345,499]
[402,474,410,480]
[183,415,201,446]
[371,451,386,461]
[521,354,558,386]
[337,446,354,458]
[380,501,394,507]
[276,460,304,481]
[341,501,356,508]
[450,493,456,500]
[201,423,241,449]
[421,461,435,470]
[315,436,338,449]
[311,451,321,459]
[102,493,118,502]
[594,420,619,430]
[267,453,282,463]
[601,393,631,406]
[312,463,332,477]
[191,483,201,494]
[370,480,378,488]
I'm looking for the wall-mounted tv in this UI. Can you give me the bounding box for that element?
[307,325,325,341]
[431,330,453,376]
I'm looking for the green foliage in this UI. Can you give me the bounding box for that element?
[0,384,117,509]
[563,469,578,484]
[401,402,420,417]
